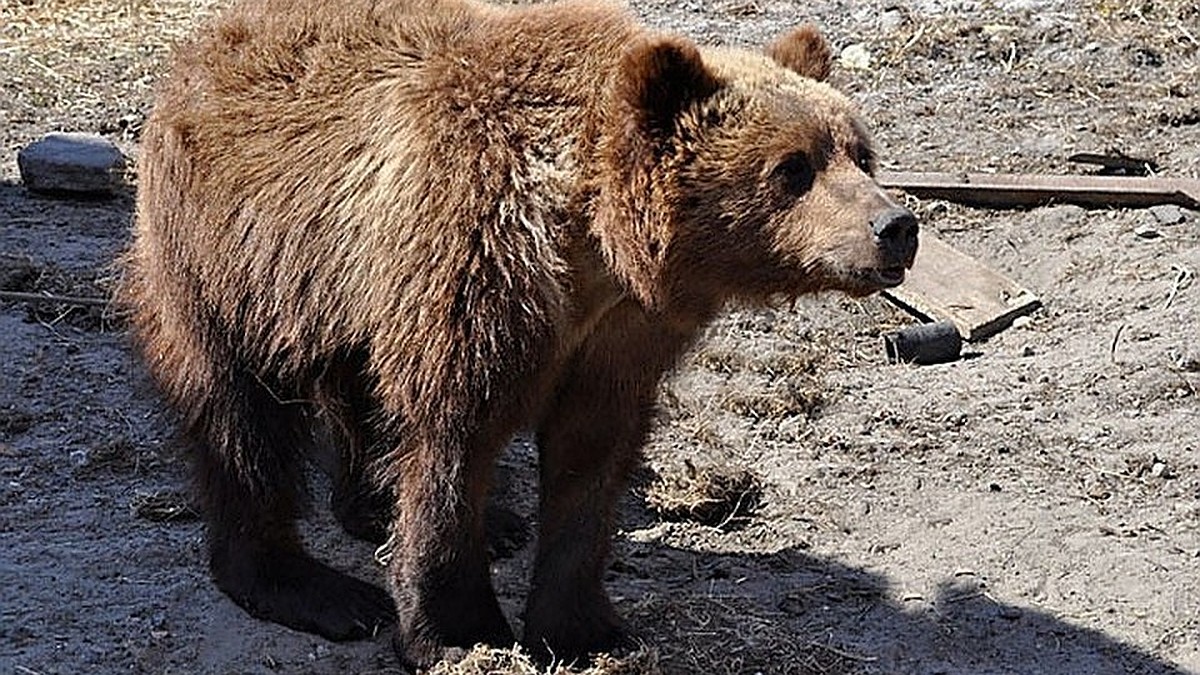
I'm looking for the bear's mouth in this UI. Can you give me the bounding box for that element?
[866,266,906,288]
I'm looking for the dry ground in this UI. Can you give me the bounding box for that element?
[1,0,1198,673]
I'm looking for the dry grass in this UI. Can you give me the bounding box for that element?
[71,435,168,477]
[848,0,1200,177]
[644,459,763,529]
[0,0,223,141]
[425,645,660,675]
[622,592,871,675]
[129,488,199,522]
[1,0,221,54]
[0,253,118,329]
[871,0,1198,71]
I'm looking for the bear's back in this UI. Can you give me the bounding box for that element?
[132,0,639,376]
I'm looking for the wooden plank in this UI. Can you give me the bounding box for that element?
[877,170,1200,210]
[883,234,1040,342]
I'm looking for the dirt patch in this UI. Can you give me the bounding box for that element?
[1,1,1198,674]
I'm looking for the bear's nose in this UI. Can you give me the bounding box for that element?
[871,207,919,265]
[871,207,918,240]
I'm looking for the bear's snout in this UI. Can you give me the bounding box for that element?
[870,206,919,270]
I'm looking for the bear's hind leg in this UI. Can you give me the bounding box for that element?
[331,464,394,545]
[190,364,395,641]
[317,356,394,545]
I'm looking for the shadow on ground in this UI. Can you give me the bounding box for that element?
[613,538,1185,675]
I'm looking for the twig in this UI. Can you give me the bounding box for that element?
[35,316,77,346]
[0,290,109,307]
[25,55,62,80]
[1163,264,1193,310]
[1179,24,1198,47]
[714,490,751,530]
[1110,323,1126,363]
[901,24,927,53]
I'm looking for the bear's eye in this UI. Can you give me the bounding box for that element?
[855,145,875,174]
[772,154,815,195]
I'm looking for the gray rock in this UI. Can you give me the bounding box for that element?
[839,43,873,71]
[1133,222,1161,239]
[1148,204,1187,226]
[17,133,127,196]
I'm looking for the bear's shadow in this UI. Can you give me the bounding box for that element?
[603,538,1184,675]
[488,443,1188,675]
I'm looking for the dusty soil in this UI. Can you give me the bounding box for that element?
[2,0,1198,673]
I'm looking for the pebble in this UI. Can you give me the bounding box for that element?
[1133,223,1161,239]
[1148,204,1187,226]
[839,43,873,71]
[879,9,905,32]
[17,132,127,196]
[309,644,331,660]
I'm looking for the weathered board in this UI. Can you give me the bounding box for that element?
[877,171,1200,210]
[883,233,1041,342]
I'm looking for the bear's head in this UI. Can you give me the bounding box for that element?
[595,25,918,312]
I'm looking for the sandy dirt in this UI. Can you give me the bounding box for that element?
[1,0,1198,673]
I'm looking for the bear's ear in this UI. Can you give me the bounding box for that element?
[766,24,832,81]
[595,36,720,309]
[615,36,722,149]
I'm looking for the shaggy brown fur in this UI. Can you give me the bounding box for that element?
[123,0,917,669]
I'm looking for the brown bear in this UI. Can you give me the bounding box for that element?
[122,0,917,669]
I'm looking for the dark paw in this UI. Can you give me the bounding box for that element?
[393,617,514,671]
[392,632,472,672]
[212,545,396,641]
[484,503,530,560]
[522,610,634,666]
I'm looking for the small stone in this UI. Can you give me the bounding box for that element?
[69,449,88,467]
[1150,461,1166,478]
[1148,204,1186,226]
[982,24,1019,37]
[1012,316,1032,329]
[1022,345,1036,357]
[17,132,127,196]
[879,9,905,32]
[1133,223,1161,239]
[1127,46,1163,68]
[839,43,872,71]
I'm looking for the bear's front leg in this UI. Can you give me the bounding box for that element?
[384,437,515,670]
[525,301,696,664]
